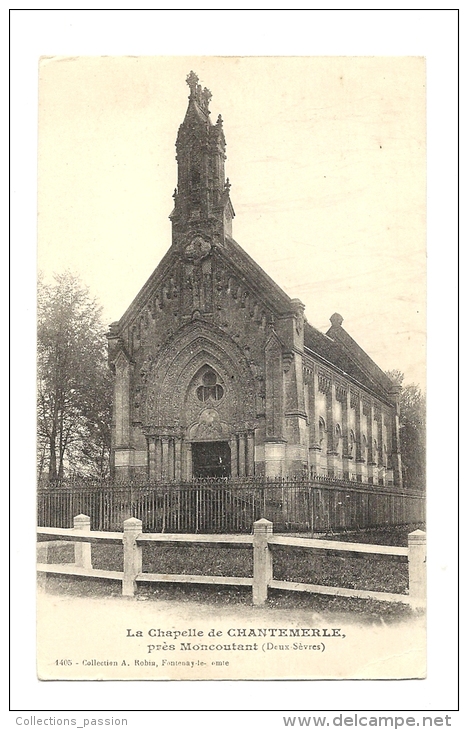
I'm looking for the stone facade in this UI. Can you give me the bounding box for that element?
[108,73,403,486]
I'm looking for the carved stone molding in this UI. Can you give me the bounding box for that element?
[350,391,359,409]
[282,351,294,372]
[318,373,331,394]
[142,322,257,433]
[335,384,348,403]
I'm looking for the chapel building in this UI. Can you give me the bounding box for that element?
[107,72,403,487]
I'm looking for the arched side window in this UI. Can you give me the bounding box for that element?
[334,423,342,453]
[384,443,391,469]
[362,433,368,459]
[318,417,326,447]
[349,429,356,456]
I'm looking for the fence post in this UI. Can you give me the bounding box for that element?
[73,514,92,569]
[253,518,273,606]
[408,529,426,608]
[123,517,143,597]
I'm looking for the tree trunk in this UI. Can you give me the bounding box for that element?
[48,434,57,481]
[58,407,65,479]
[37,442,46,483]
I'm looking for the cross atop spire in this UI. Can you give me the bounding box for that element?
[185,70,211,114]
[186,70,199,94]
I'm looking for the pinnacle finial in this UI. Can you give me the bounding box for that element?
[186,72,211,113]
[202,87,212,107]
[186,70,199,95]
[330,313,344,327]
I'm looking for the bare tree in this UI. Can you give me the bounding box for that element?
[37,271,112,481]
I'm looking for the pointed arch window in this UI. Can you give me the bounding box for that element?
[349,429,356,457]
[384,443,391,469]
[362,433,368,457]
[196,367,225,402]
[318,417,326,447]
[335,423,342,455]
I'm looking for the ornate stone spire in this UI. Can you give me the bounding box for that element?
[170,73,235,246]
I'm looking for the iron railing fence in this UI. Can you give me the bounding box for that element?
[37,473,412,491]
[37,476,425,534]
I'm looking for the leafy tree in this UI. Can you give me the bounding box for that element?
[37,271,112,481]
[386,370,426,490]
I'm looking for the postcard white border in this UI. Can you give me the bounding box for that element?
[10,7,459,718]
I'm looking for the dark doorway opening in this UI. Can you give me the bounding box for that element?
[192,441,231,478]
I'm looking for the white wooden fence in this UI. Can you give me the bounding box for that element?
[37,515,426,608]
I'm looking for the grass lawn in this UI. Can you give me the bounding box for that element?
[38,525,422,622]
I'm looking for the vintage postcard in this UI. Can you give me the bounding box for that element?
[36,56,426,681]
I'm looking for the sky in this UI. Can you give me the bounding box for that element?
[38,55,426,385]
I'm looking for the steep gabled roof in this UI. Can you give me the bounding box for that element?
[116,234,295,332]
[303,315,393,400]
[117,245,177,330]
[326,314,394,393]
[222,235,293,313]
[115,236,393,403]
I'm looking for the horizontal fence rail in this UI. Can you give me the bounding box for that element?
[268,534,409,556]
[37,477,425,534]
[37,515,426,608]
